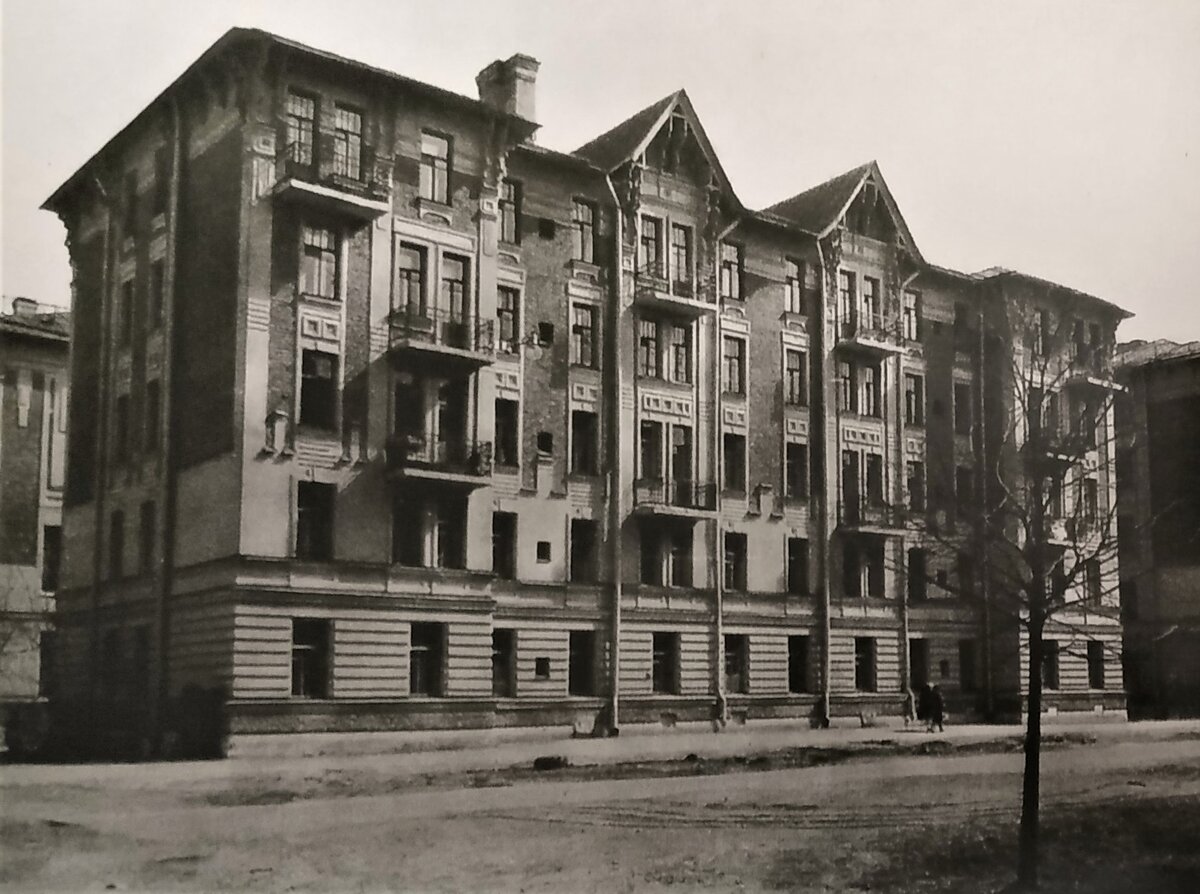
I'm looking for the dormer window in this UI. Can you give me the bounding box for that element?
[639,216,663,277]
[420,132,451,204]
[719,242,743,302]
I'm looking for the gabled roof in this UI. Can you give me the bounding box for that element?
[572,89,741,208]
[766,160,923,262]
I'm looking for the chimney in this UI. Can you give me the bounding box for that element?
[11,297,38,317]
[476,54,540,127]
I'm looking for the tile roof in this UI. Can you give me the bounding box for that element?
[764,163,872,234]
[572,92,680,171]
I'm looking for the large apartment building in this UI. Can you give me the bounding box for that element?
[1115,340,1200,717]
[1,298,69,713]
[42,28,1127,747]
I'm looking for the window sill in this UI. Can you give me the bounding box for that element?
[780,311,809,327]
[568,259,601,280]
[416,196,454,219]
[299,292,341,306]
[784,401,809,411]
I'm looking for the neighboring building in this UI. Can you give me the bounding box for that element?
[41,28,1127,747]
[1115,340,1200,717]
[1,297,69,711]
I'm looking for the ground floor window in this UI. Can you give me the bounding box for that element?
[652,632,680,694]
[492,629,515,697]
[1087,641,1106,689]
[788,635,809,693]
[959,639,977,693]
[569,630,598,696]
[1041,639,1060,690]
[724,634,749,694]
[908,638,929,690]
[410,622,446,696]
[291,619,331,698]
[854,637,877,692]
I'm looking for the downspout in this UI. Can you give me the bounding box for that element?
[603,174,623,734]
[152,95,184,753]
[978,301,995,718]
[814,238,833,726]
[711,216,740,725]
[897,268,919,710]
[87,176,115,745]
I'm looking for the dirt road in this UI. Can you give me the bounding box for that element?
[3,733,1199,892]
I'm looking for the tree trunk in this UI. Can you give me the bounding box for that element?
[1018,618,1044,888]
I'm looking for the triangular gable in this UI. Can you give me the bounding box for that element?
[767,161,923,262]
[572,89,741,209]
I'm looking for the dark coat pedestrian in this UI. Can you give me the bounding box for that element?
[930,684,945,732]
[917,683,933,726]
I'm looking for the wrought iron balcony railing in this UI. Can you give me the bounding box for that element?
[838,309,903,344]
[389,305,495,355]
[635,263,708,304]
[386,434,493,477]
[633,479,718,511]
[277,137,391,204]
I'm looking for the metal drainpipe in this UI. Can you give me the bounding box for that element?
[814,239,833,725]
[603,174,623,734]
[151,96,184,753]
[712,216,740,726]
[87,176,115,745]
[978,302,995,718]
[897,269,919,708]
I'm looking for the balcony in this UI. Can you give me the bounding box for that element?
[273,138,391,222]
[385,434,492,490]
[389,305,495,373]
[632,479,717,519]
[633,263,715,318]
[837,496,905,533]
[1064,348,1123,392]
[836,310,904,355]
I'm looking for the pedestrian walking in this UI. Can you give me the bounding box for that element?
[918,682,934,731]
[930,683,945,733]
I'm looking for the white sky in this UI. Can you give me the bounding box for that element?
[3,0,1198,342]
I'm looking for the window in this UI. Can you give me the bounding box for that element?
[957,550,976,597]
[640,420,663,479]
[838,270,855,326]
[151,145,169,217]
[1036,308,1051,357]
[497,286,519,353]
[954,382,972,436]
[667,527,692,588]
[41,525,61,592]
[907,548,927,601]
[296,481,335,561]
[499,179,521,244]
[638,319,659,378]
[719,242,742,301]
[434,502,466,569]
[671,224,693,293]
[723,531,748,591]
[536,431,554,456]
[903,290,921,341]
[859,364,879,417]
[860,453,881,506]
[144,379,160,452]
[723,337,745,395]
[785,350,806,405]
[1084,558,1102,607]
[114,394,130,465]
[572,200,597,263]
[861,276,880,328]
[639,215,663,275]
[909,638,929,690]
[492,512,516,579]
[419,132,450,203]
[956,466,975,517]
[395,243,426,315]
[640,527,663,585]
[953,302,971,346]
[38,630,57,698]
[787,537,809,595]
[569,631,597,695]
[291,619,330,698]
[492,629,516,697]
[109,510,125,580]
[122,170,138,234]
[495,398,519,466]
[725,634,749,694]
[571,410,598,474]
[149,260,165,328]
[904,374,924,426]
[906,461,925,512]
[837,361,855,413]
[1087,641,1106,689]
[571,304,597,368]
[667,323,691,384]
[1080,478,1099,528]
[570,518,598,583]
[785,259,804,314]
[785,442,808,499]
[854,638,877,692]
[652,632,680,694]
[842,450,861,522]
[332,104,362,179]
[788,635,809,693]
[119,279,134,346]
[139,500,155,575]
[410,622,445,696]
[392,495,424,567]
[285,90,316,167]
[301,226,337,299]
[441,255,469,321]
[959,640,978,692]
[1042,639,1060,690]
[535,540,551,564]
[723,432,746,492]
[537,322,555,346]
[300,349,339,430]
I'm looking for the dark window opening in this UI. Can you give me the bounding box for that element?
[724,531,748,591]
[536,431,554,456]
[1042,639,1060,690]
[909,638,929,690]
[1087,641,1106,689]
[788,635,809,693]
[536,540,551,563]
[787,537,809,595]
[652,632,680,694]
[495,398,519,466]
[291,619,331,698]
[300,349,339,431]
[723,432,746,492]
[855,637,877,692]
[725,634,749,694]
[296,481,335,562]
[492,629,515,697]
[434,501,466,570]
[907,547,927,601]
[492,511,516,580]
[569,630,597,696]
[537,322,555,346]
[41,526,62,592]
[571,410,598,474]
[139,500,155,575]
[785,442,809,500]
[410,622,445,696]
[534,656,551,679]
[570,518,597,583]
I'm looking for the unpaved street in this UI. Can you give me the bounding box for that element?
[3,732,1200,892]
